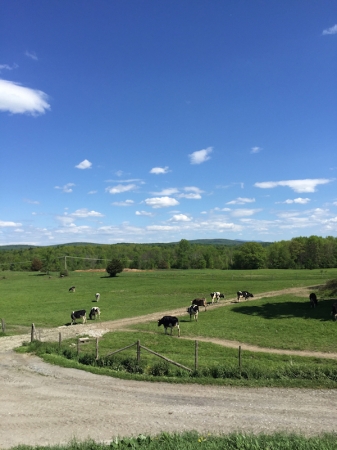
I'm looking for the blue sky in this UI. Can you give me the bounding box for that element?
[1,1,336,246]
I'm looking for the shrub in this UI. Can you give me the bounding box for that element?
[59,269,69,277]
[106,259,124,277]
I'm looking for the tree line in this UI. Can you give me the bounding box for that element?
[0,235,336,272]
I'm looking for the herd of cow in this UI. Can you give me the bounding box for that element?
[157,290,254,337]
[68,286,337,336]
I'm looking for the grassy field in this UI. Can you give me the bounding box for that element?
[1,268,336,330]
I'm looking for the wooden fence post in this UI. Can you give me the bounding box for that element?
[96,337,99,360]
[58,332,62,348]
[195,340,198,371]
[137,339,141,364]
[31,323,36,342]
[77,338,80,356]
[238,345,242,377]
[1,318,5,333]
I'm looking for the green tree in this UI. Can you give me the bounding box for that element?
[106,259,124,277]
[31,257,43,271]
[233,242,266,269]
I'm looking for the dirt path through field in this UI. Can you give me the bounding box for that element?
[1,286,337,449]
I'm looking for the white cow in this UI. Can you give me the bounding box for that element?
[95,293,100,302]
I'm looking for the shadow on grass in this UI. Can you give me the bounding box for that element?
[232,298,337,321]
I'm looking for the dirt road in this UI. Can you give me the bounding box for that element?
[1,287,337,449]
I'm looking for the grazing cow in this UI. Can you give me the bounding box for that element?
[309,292,318,308]
[71,310,86,325]
[89,306,101,320]
[95,292,100,302]
[191,298,207,311]
[69,286,75,292]
[187,304,199,321]
[331,303,337,321]
[158,316,180,336]
[210,292,225,303]
[237,291,254,302]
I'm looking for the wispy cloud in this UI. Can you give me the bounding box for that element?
[75,159,92,169]
[152,188,179,196]
[278,198,311,204]
[254,178,332,193]
[0,79,50,115]
[88,190,98,195]
[170,214,191,222]
[135,210,154,216]
[112,200,134,206]
[106,184,137,194]
[144,196,179,208]
[24,198,40,205]
[227,197,255,205]
[25,51,38,60]
[189,147,212,164]
[0,63,18,72]
[251,146,262,154]
[71,209,104,218]
[150,166,170,174]
[231,209,262,217]
[0,220,22,227]
[55,183,75,193]
[322,24,337,35]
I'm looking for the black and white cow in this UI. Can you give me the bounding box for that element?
[191,298,207,311]
[158,316,180,336]
[89,306,101,320]
[95,293,100,302]
[71,309,86,324]
[309,293,318,308]
[69,286,75,292]
[331,303,337,321]
[187,304,199,321]
[210,292,225,303]
[237,291,254,302]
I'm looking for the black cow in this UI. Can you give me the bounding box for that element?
[71,309,86,324]
[309,293,318,308]
[237,291,254,302]
[89,306,101,320]
[331,303,337,321]
[69,286,75,292]
[158,316,180,336]
[187,304,199,321]
[191,298,207,311]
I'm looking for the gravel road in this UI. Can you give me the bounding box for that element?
[1,287,336,449]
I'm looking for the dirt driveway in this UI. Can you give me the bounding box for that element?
[1,287,336,449]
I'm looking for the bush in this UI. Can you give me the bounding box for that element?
[106,259,124,277]
[59,269,69,277]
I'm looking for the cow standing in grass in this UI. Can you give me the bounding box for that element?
[69,286,75,293]
[95,293,100,302]
[191,298,207,311]
[158,316,180,337]
[71,310,86,324]
[331,303,337,321]
[187,304,199,321]
[89,307,101,320]
[309,293,318,308]
[237,291,254,302]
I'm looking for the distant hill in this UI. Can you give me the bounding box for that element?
[0,239,272,252]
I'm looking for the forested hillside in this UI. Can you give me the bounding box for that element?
[0,235,336,272]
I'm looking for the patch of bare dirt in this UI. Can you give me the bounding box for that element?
[1,285,337,448]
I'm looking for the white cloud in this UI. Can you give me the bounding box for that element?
[178,186,203,199]
[0,220,22,227]
[88,190,98,195]
[146,225,178,231]
[152,188,179,196]
[144,196,179,208]
[150,166,169,174]
[112,200,134,206]
[179,193,202,199]
[75,159,92,169]
[71,209,104,218]
[24,199,39,204]
[106,184,136,194]
[0,64,18,72]
[135,210,154,216]
[280,198,311,205]
[227,197,255,205]
[322,24,337,35]
[55,183,75,193]
[231,209,262,217]
[25,51,38,60]
[0,79,50,115]
[254,178,332,193]
[170,214,191,222]
[251,146,262,154]
[189,147,212,164]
